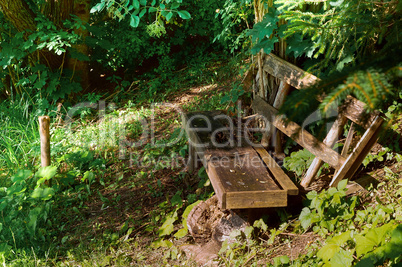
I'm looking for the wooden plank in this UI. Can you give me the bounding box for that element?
[205,146,283,209]
[341,122,355,157]
[252,96,346,169]
[263,53,319,90]
[254,147,299,195]
[188,143,196,172]
[329,115,384,187]
[225,190,287,209]
[273,82,291,156]
[273,81,291,108]
[263,54,378,129]
[342,96,378,129]
[300,115,347,188]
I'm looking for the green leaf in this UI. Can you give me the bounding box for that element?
[182,200,201,227]
[31,187,55,200]
[299,207,313,230]
[11,170,32,183]
[130,15,140,27]
[355,234,377,257]
[139,8,147,18]
[177,10,191,19]
[330,231,351,246]
[171,2,180,9]
[337,179,348,191]
[170,191,182,207]
[140,0,147,6]
[35,166,57,179]
[82,171,95,184]
[365,223,395,246]
[317,243,340,262]
[133,0,140,9]
[151,239,173,248]
[90,2,105,13]
[174,228,187,238]
[253,218,268,232]
[330,249,354,267]
[273,255,290,266]
[166,11,173,21]
[158,210,178,237]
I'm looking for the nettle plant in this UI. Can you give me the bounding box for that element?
[299,180,359,235]
[0,167,58,256]
[298,177,402,266]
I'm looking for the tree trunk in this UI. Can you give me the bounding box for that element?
[0,0,90,88]
[0,0,63,69]
[67,0,90,90]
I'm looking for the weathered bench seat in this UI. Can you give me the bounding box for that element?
[183,111,298,210]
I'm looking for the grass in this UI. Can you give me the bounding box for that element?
[0,53,244,265]
[0,53,400,266]
[0,97,40,174]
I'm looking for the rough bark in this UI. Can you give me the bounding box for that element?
[0,0,90,87]
[67,0,90,89]
[0,0,63,69]
[42,0,74,28]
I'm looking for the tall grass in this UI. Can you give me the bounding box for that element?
[0,96,40,178]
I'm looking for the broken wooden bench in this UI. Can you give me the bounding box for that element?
[183,111,298,210]
[252,53,385,188]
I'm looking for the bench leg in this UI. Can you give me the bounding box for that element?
[188,143,196,172]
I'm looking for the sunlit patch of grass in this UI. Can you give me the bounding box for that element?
[0,97,40,175]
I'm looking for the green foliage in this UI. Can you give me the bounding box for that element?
[275,0,401,73]
[283,149,314,178]
[0,99,39,171]
[214,0,254,53]
[0,13,85,110]
[0,168,57,251]
[91,0,191,29]
[247,7,283,55]
[246,0,401,120]
[220,81,249,112]
[280,46,401,122]
[299,180,358,234]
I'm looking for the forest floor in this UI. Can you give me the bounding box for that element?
[3,56,401,266]
[53,58,402,266]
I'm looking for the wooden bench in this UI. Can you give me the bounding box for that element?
[252,53,384,188]
[183,111,298,210]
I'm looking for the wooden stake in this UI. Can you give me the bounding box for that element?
[39,116,51,167]
[329,115,384,187]
[300,115,347,188]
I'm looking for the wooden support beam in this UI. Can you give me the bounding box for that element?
[300,115,347,188]
[252,96,346,170]
[263,53,319,90]
[263,54,378,129]
[39,116,51,167]
[261,81,291,149]
[329,115,384,187]
[341,122,355,158]
[272,82,291,156]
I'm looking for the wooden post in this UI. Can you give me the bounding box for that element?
[261,81,291,151]
[39,116,51,167]
[188,143,196,172]
[329,115,384,187]
[300,115,347,188]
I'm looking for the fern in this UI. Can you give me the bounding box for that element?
[280,45,402,121]
[276,0,401,75]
